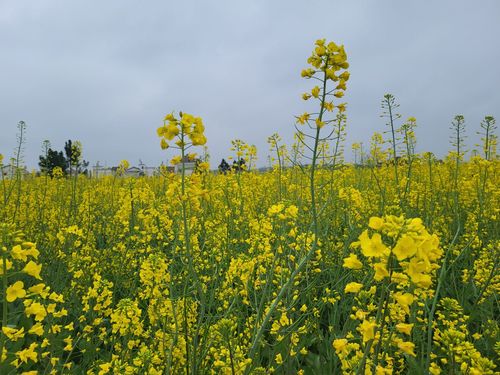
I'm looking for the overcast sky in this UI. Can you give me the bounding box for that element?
[1,0,499,169]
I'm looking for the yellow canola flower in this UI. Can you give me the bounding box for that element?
[118,160,130,170]
[23,261,42,280]
[187,153,198,161]
[416,234,442,263]
[301,68,315,78]
[376,366,392,375]
[339,71,350,81]
[0,259,13,275]
[28,283,46,295]
[396,340,416,357]
[16,342,38,364]
[396,323,413,335]
[394,292,414,315]
[344,282,363,293]
[25,301,47,321]
[373,262,389,281]
[6,280,26,302]
[358,320,377,343]
[29,323,44,336]
[407,217,424,231]
[11,245,28,261]
[275,353,283,365]
[63,336,73,351]
[53,308,68,318]
[285,205,299,218]
[357,231,390,258]
[335,80,347,91]
[181,112,194,130]
[190,133,207,146]
[297,112,310,125]
[368,216,384,230]
[156,125,167,137]
[392,235,418,261]
[279,312,291,326]
[343,253,363,269]
[165,123,180,140]
[315,38,325,46]
[23,244,39,259]
[164,113,175,121]
[406,258,432,288]
[315,118,325,129]
[193,117,204,133]
[327,41,338,52]
[2,326,25,341]
[170,156,182,166]
[197,162,210,172]
[428,363,441,375]
[160,138,169,150]
[315,45,326,56]
[324,102,334,112]
[268,203,284,216]
[99,362,112,374]
[311,86,320,98]
[326,68,337,81]
[332,338,348,354]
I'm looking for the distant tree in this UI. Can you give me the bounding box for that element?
[218,159,230,174]
[39,139,89,177]
[64,140,89,175]
[232,158,246,172]
[39,148,67,176]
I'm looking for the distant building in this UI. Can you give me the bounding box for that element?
[90,165,115,178]
[88,161,192,178]
[174,157,199,175]
[123,166,142,177]
[140,166,158,176]
[1,164,29,178]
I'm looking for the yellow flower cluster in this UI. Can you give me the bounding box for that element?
[157,112,207,150]
[0,157,497,374]
[297,39,349,129]
[333,215,445,373]
[1,224,73,374]
[349,215,443,289]
[430,298,496,374]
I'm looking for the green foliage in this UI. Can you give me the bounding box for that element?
[38,140,89,177]
[38,148,67,176]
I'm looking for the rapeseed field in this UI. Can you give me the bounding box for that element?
[1,39,498,374]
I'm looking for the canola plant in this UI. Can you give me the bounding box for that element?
[0,39,498,374]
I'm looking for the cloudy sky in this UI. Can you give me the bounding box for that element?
[1,0,499,169]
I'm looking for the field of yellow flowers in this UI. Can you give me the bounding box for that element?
[1,40,499,374]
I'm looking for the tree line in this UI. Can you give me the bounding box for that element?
[38,139,89,176]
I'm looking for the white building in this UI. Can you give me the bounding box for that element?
[174,157,199,175]
[1,164,29,178]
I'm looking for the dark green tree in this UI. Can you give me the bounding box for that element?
[39,148,67,176]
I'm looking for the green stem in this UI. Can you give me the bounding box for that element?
[247,59,329,369]
[386,98,400,200]
[424,224,460,372]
